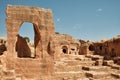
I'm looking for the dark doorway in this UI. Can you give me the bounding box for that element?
[62,46,68,54]
[63,49,67,53]
[89,45,95,51]
[99,46,102,50]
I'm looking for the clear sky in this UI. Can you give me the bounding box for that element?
[0,0,120,42]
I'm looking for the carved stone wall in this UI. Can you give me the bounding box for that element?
[102,38,120,57]
[87,37,120,59]
[52,34,80,60]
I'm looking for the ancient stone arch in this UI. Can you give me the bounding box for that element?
[5,5,54,69]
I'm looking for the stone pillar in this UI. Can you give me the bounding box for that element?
[34,24,42,58]
[6,19,22,69]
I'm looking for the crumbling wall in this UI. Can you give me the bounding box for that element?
[93,42,104,55]
[16,34,31,57]
[104,38,120,57]
[89,37,120,60]
[5,5,54,79]
[52,34,80,60]
[79,40,95,55]
[6,5,54,59]
[69,43,79,55]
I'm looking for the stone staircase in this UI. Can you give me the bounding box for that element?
[54,55,95,80]
[54,54,120,80]
[83,66,113,80]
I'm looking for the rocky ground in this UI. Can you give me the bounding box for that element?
[54,54,120,80]
[0,54,120,80]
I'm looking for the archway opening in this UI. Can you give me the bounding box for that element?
[16,22,35,58]
[89,45,95,51]
[62,46,68,54]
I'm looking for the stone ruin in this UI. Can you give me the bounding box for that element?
[88,36,120,65]
[0,5,120,80]
[51,34,80,60]
[1,5,54,80]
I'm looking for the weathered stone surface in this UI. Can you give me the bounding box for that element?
[103,60,114,66]
[16,35,31,57]
[51,34,80,60]
[113,57,120,65]
[79,36,120,61]
[111,64,120,70]
[6,5,54,58]
[82,66,110,71]
[89,37,120,59]
[86,71,110,79]
[111,72,120,78]
[1,69,16,80]
[5,5,54,79]
[15,58,54,79]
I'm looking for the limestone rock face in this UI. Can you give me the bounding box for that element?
[16,35,31,57]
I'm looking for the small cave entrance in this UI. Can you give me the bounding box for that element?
[99,46,102,50]
[89,45,95,51]
[62,46,68,54]
[16,22,36,58]
[71,48,75,51]
[63,49,67,53]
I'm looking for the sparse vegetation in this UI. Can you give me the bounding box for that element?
[24,37,30,42]
[55,32,60,34]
